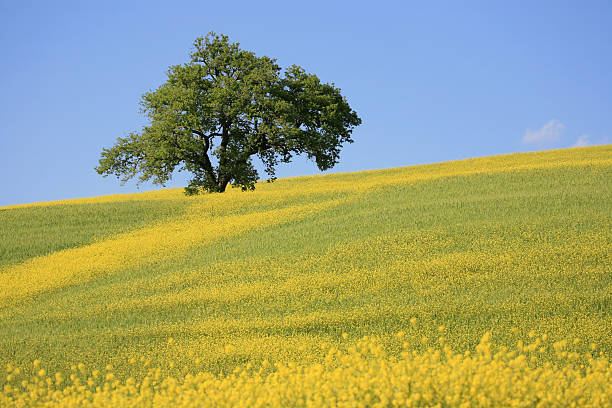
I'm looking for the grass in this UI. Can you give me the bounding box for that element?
[0,145,610,406]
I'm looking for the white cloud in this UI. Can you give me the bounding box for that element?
[572,134,591,147]
[522,119,565,144]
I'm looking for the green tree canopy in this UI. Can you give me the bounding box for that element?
[96,32,361,194]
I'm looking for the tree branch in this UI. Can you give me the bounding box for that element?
[191,129,205,139]
[198,59,218,82]
[191,129,222,139]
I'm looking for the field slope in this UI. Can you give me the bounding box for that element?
[0,146,611,407]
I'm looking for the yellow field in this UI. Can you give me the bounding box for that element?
[0,146,610,406]
[3,333,611,407]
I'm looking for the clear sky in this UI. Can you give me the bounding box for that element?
[1,0,611,206]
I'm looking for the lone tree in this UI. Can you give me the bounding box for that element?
[96,32,361,194]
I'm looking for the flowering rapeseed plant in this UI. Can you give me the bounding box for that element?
[0,145,610,406]
[1,333,610,407]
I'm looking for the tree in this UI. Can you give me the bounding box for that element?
[96,32,362,194]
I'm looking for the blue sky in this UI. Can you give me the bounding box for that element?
[1,0,610,206]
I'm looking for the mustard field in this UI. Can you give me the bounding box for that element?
[0,146,610,407]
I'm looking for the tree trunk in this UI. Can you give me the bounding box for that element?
[217,121,230,193]
[218,179,229,192]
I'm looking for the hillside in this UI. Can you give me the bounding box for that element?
[0,145,611,406]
